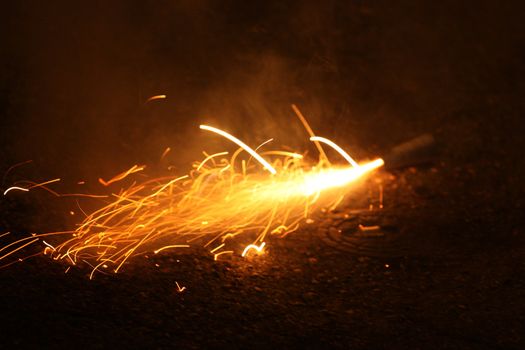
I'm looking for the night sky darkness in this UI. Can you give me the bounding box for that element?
[1,1,524,348]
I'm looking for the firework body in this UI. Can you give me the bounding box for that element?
[383,133,436,170]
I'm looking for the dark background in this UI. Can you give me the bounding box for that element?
[1,1,524,348]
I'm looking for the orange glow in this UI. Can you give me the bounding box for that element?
[0,109,384,277]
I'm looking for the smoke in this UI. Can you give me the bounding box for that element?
[0,0,361,233]
[2,0,522,181]
[0,0,358,179]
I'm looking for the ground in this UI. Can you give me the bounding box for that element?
[1,1,524,349]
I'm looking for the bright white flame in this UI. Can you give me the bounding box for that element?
[301,158,384,196]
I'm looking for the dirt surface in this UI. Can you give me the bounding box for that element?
[1,1,525,349]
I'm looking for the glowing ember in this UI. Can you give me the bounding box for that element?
[3,178,62,196]
[1,109,384,277]
[98,165,145,186]
[242,242,266,257]
[146,94,167,103]
[175,281,187,293]
[3,186,29,195]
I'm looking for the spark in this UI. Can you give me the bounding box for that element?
[219,164,230,173]
[197,151,229,171]
[379,184,384,209]
[4,178,62,196]
[160,147,171,160]
[57,193,109,198]
[30,178,61,189]
[99,165,145,186]
[214,251,234,261]
[358,224,381,232]
[241,242,266,257]
[3,186,29,195]
[310,136,359,167]
[146,94,166,103]
[210,243,225,254]
[175,281,186,292]
[200,125,277,174]
[253,138,274,152]
[0,238,39,260]
[291,104,328,163]
[2,159,33,185]
[260,151,303,159]
[42,240,56,251]
[153,245,190,254]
